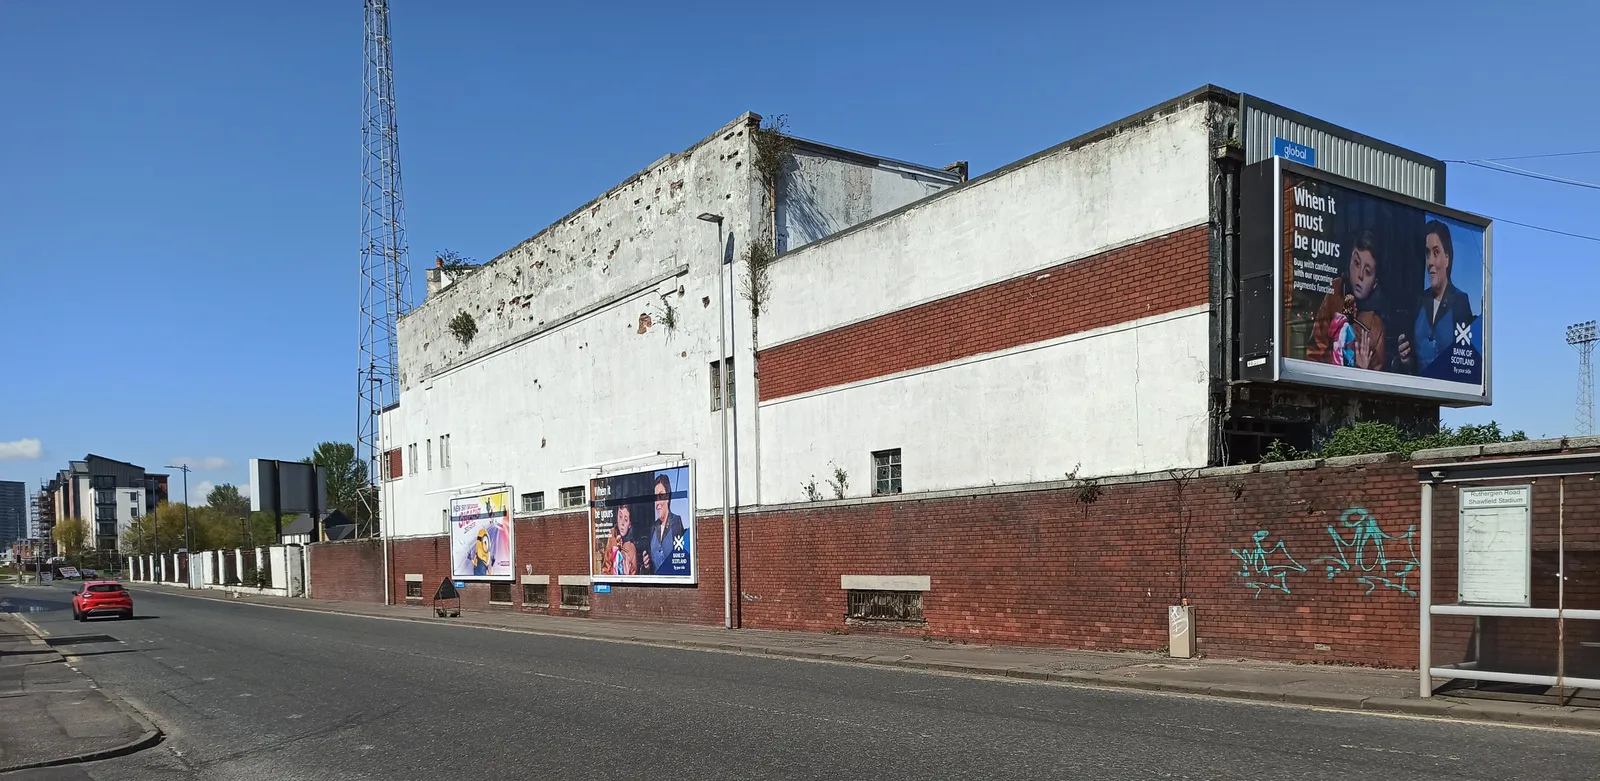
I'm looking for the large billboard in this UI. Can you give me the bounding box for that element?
[590,463,695,584]
[1239,158,1492,405]
[449,490,513,581]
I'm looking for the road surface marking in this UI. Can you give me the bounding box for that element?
[130,586,1600,736]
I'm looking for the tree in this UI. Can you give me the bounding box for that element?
[206,483,250,519]
[307,441,370,528]
[121,503,190,554]
[53,517,89,558]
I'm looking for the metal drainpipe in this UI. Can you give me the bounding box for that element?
[1217,138,1241,466]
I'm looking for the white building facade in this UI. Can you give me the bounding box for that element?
[378,86,1457,537]
[378,114,964,537]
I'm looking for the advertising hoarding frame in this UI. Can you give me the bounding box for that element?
[588,457,696,586]
[448,487,515,582]
[1243,156,1493,406]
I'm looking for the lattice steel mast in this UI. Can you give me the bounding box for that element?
[1570,321,1598,436]
[358,0,411,537]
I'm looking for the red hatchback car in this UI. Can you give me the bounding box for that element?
[71,581,134,621]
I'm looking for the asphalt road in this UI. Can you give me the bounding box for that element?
[4,585,1599,780]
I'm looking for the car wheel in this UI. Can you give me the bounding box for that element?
[123,610,133,620]
[74,611,85,622]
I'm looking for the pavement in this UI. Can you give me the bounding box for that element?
[131,581,1600,731]
[4,583,1600,780]
[0,593,160,774]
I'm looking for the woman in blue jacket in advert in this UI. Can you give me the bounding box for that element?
[1397,220,1474,377]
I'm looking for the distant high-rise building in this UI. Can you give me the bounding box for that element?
[0,481,26,547]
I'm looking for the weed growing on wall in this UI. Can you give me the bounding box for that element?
[448,310,477,346]
[742,243,775,319]
[826,463,849,500]
[1260,420,1528,462]
[751,114,793,189]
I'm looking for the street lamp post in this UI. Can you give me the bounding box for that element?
[696,212,732,630]
[164,464,193,585]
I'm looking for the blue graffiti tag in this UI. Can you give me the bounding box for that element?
[1231,530,1307,598]
[1314,507,1419,597]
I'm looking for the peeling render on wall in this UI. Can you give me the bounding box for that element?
[398,113,763,390]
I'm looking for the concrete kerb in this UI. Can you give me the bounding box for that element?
[0,616,164,775]
[132,584,1600,731]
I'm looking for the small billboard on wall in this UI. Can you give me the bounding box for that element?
[1238,158,1492,405]
[590,462,694,585]
[449,489,513,581]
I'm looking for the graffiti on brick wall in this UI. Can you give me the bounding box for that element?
[1231,530,1307,598]
[1230,506,1419,599]
[1315,507,1419,597]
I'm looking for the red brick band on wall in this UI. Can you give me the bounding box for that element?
[758,224,1211,402]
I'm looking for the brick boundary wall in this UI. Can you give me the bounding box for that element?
[311,442,1600,669]
[307,539,385,603]
[758,224,1210,401]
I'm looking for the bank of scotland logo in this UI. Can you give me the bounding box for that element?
[1454,322,1472,346]
[673,535,686,552]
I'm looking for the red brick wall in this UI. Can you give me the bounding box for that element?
[309,448,1600,670]
[732,460,1437,667]
[373,512,727,626]
[758,225,1210,401]
[308,540,385,603]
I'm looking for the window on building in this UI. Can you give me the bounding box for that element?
[439,434,450,468]
[409,444,418,474]
[96,490,114,506]
[127,491,139,503]
[405,580,422,599]
[520,492,545,512]
[385,449,403,480]
[426,439,433,471]
[92,475,114,490]
[872,449,902,496]
[523,581,549,607]
[709,357,735,411]
[489,582,513,604]
[559,486,586,508]
[561,585,590,610]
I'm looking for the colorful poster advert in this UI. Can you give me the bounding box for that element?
[590,464,694,583]
[1280,169,1488,396]
[449,490,513,580]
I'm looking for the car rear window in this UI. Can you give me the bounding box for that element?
[87,584,123,593]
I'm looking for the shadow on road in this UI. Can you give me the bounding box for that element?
[64,648,147,659]
[44,635,121,647]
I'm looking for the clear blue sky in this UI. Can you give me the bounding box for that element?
[2,1,1597,500]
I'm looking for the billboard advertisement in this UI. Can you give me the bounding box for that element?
[1240,158,1492,405]
[590,463,694,584]
[449,490,513,581]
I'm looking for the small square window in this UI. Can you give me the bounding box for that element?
[489,582,512,604]
[561,585,590,610]
[559,486,586,508]
[523,582,549,607]
[521,492,545,512]
[405,580,422,599]
[872,449,902,496]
